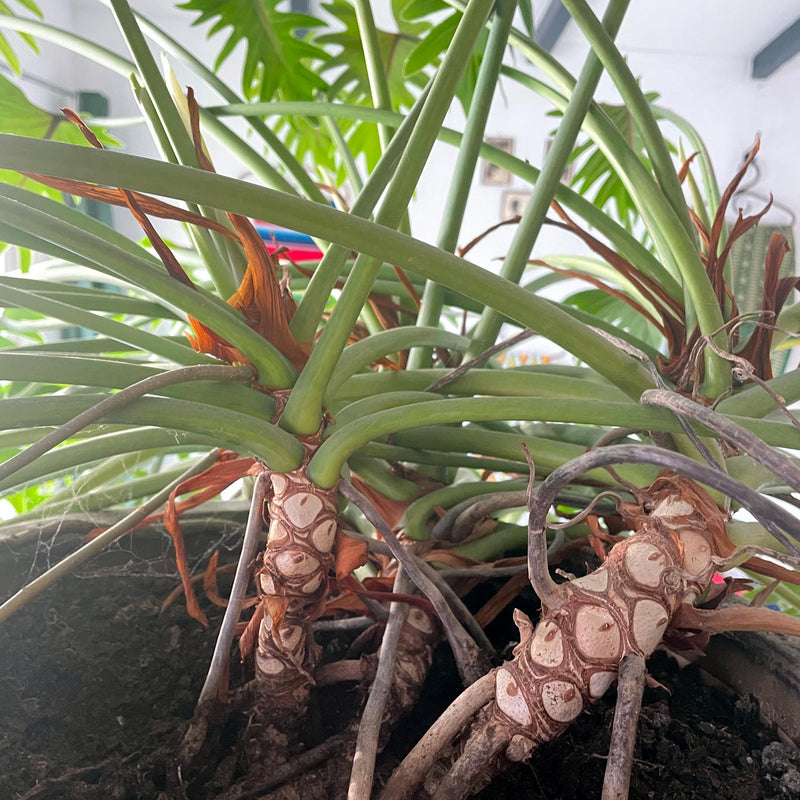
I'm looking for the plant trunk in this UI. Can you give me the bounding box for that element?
[254,462,339,719]
[263,607,440,798]
[490,478,718,751]
[383,474,725,799]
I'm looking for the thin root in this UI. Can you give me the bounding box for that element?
[340,479,490,685]
[431,719,506,800]
[601,652,646,800]
[347,570,411,800]
[379,671,496,800]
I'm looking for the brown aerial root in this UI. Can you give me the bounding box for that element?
[379,673,496,800]
[601,651,647,800]
[382,442,800,800]
[178,473,271,771]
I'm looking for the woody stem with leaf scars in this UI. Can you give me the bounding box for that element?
[381,441,800,800]
[254,447,340,717]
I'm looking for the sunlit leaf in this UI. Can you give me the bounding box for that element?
[0,0,42,75]
[404,14,457,76]
[4,480,56,514]
[317,0,427,109]
[399,0,448,24]
[178,0,328,102]
[0,74,119,198]
[400,1,486,113]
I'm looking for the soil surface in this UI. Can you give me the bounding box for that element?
[1,528,799,800]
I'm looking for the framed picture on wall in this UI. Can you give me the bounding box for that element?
[482,137,514,185]
[501,190,530,219]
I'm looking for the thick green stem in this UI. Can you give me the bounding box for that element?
[557,0,729,396]
[0,188,297,387]
[0,351,275,417]
[0,365,253,483]
[410,0,517,369]
[0,13,133,73]
[289,87,430,341]
[455,523,528,562]
[655,106,721,219]
[97,0,325,202]
[309,396,800,488]
[403,480,529,541]
[107,0,239,298]
[130,72,178,162]
[308,397,669,487]
[199,110,296,196]
[213,100,680,301]
[325,328,470,401]
[280,0,496,435]
[353,0,393,149]
[467,0,629,358]
[321,114,363,195]
[0,394,304,470]
[0,280,208,366]
[0,275,179,318]
[444,0,681,271]
[108,0,197,168]
[0,431,217,497]
[0,137,653,399]
[501,69,687,299]
[360,443,524,473]
[446,2,728,393]
[717,370,800,419]
[331,368,628,404]
[560,0,694,241]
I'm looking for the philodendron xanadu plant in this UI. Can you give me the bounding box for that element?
[2,1,800,798]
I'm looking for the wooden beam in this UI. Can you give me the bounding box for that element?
[534,1,571,52]
[752,18,800,79]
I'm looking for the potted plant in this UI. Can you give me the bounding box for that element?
[1,1,800,798]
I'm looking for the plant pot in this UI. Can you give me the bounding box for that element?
[702,630,800,745]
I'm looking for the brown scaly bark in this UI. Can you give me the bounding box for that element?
[253,444,339,726]
[381,475,724,800]
[263,607,440,799]
[175,442,343,777]
[218,607,439,800]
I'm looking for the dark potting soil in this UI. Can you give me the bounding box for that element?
[1,530,798,800]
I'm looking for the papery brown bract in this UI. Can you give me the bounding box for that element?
[536,142,795,391]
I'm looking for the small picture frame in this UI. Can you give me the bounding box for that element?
[482,137,514,185]
[501,190,531,220]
